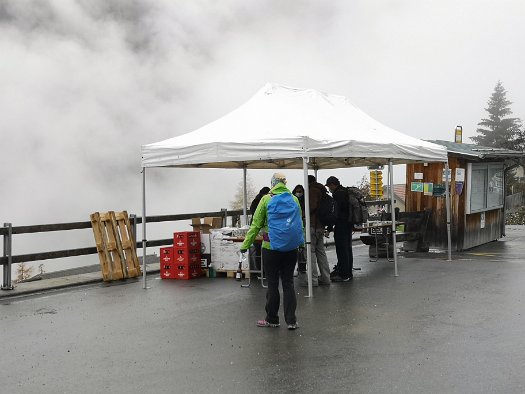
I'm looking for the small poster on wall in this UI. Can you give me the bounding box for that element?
[424,182,434,196]
[433,184,446,197]
[455,168,465,182]
[414,172,424,180]
[442,168,452,182]
[411,182,423,192]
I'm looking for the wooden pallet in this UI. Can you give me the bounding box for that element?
[90,211,141,282]
[213,270,251,279]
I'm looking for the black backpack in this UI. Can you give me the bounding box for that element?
[347,187,368,225]
[317,191,338,227]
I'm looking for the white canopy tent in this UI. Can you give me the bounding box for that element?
[141,83,451,293]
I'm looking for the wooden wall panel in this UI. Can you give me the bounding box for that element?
[463,210,502,250]
[406,157,503,251]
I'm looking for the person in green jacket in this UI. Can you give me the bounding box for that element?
[240,172,303,330]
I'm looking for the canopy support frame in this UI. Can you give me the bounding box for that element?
[302,155,313,298]
[142,167,148,289]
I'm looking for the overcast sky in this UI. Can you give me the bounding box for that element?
[1,0,524,227]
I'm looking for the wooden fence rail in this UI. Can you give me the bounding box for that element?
[1,209,244,268]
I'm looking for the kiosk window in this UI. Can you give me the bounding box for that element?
[467,163,504,213]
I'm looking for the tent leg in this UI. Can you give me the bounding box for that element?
[242,166,248,226]
[142,168,148,289]
[445,161,452,261]
[389,160,399,277]
[302,157,313,298]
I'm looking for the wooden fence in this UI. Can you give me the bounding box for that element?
[1,209,244,289]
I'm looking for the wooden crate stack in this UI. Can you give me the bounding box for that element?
[90,211,142,281]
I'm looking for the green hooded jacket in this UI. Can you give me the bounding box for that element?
[241,182,303,251]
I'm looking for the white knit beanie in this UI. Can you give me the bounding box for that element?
[271,172,287,187]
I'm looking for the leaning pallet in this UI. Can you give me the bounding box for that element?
[113,211,141,277]
[90,211,141,281]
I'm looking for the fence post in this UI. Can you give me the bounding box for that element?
[221,208,228,227]
[129,214,137,253]
[2,223,14,290]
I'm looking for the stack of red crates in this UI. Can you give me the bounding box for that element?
[160,231,202,280]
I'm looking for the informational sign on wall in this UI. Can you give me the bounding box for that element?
[442,168,452,182]
[414,172,423,180]
[411,182,423,192]
[455,168,465,182]
[433,184,446,197]
[424,182,434,196]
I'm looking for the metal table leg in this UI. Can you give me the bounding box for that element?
[386,233,395,262]
[241,247,267,288]
[369,234,379,262]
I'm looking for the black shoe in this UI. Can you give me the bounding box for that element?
[331,275,350,282]
[330,268,339,278]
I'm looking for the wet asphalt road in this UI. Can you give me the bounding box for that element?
[1,226,525,393]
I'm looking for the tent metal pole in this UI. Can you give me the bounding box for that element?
[445,161,452,261]
[302,156,313,298]
[386,164,391,212]
[242,166,248,226]
[142,168,147,289]
[389,160,399,277]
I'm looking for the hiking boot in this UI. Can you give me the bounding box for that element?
[287,323,299,330]
[331,275,351,282]
[256,320,280,328]
[330,267,339,278]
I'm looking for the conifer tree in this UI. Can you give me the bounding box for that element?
[471,81,522,150]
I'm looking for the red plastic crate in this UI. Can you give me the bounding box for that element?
[161,260,201,279]
[173,263,201,280]
[160,247,175,279]
[173,248,200,263]
[173,231,201,249]
[161,265,176,279]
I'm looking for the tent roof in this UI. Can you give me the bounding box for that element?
[429,140,525,161]
[141,83,448,169]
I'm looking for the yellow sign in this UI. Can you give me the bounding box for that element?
[370,170,383,198]
[455,125,462,144]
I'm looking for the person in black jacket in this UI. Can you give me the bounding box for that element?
[248,186,270,271]
[325,176,353,282]
[250,187,271,216]
[291,184,307,275]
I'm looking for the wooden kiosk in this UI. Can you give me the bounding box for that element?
[405,140,524,251]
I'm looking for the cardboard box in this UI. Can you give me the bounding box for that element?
[191,217,223,234]
[210,231,248,271]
